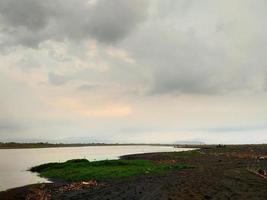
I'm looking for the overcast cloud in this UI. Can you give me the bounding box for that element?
[0,0,148,46]
[0,0,267,144]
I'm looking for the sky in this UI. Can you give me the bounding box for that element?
[0,0,267,144]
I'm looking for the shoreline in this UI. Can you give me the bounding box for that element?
[0,145,185,193]
[1,145,267,200]
[0,143,177,150]
[4,142,266,150]
[1,147,194,192]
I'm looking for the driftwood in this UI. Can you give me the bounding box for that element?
[247,157,267,179]
[248,168,267,179]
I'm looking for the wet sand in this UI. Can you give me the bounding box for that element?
[1,145,267,200]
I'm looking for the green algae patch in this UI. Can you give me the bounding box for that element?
[30,159,190,182]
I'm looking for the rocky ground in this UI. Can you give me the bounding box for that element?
[1,145,266,200]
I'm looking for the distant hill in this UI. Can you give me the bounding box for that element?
[0,142,174,149]
[174,141,205,145]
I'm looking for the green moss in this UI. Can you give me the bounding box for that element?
[31,159,191,182]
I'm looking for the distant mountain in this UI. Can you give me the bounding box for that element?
[174,141,205,145]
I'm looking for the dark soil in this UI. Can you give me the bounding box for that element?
[1,145,267,200]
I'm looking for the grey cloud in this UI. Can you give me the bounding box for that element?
[87,0,148,43]
[48,72,71,85]
[124,28,229,95]
[1,0,267,96]
[0,0,50,31]
[1,0,267,144]
[151,72,219,95]
[203,125,267,133]
[78,84,103,91]
[0,120,23,132]
[152,0,194,18]
[121,8,267,95]
[0,0,148,47]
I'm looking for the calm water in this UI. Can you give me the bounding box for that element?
[0,145,192,191]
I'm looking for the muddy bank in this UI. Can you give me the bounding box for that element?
[1,145,267,200]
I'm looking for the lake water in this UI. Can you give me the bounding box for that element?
[0,145,192,191]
